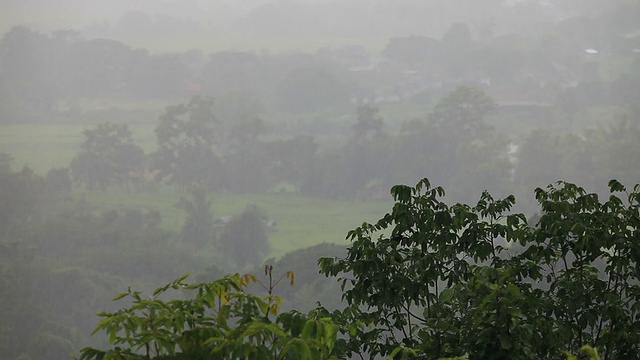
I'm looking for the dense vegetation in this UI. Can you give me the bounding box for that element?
[77,178,639,359]
[0,157,356,359]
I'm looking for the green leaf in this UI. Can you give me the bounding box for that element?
[608,179,625,193]
[439,288,454,303]
[112,292,129,301]
[348,323,358,337]
[324,322,338,351]
[505,283,521,298]
[176,272,190,283]
[500,335,512,350]
[389,346,404,359]
[301,320,315,340]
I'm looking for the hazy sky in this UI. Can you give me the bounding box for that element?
[0,0,613,53]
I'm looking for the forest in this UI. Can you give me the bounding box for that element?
[1,0,640,359]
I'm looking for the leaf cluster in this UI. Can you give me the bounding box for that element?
[78,273,339,360]
[319,178,640,360]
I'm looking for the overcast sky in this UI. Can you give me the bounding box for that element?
[0,0,615,53]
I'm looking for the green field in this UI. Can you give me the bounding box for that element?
[81,188,392,258]
[0,122,158,174]
[0,122,394,259]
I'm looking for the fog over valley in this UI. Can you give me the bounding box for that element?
[1,0,639,359]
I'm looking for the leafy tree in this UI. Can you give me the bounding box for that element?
[530,180,640,359]
[327,104,392,198]
[218,205,271,269]
[78,273,340,360]
[222,117,274,193]
[389,119,453,190]
[226,117,267,153]
[429,86,512,201]
[137,53,191,98]
[385,86,510,203]
[430,85,496,143]
[319,178,640,359]
[319,179,530,359]
[151,96,223,191]
[70,122,144,191]
[296,86,510,201]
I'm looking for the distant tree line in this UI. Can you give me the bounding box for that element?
[0,26,353,118]
[1,19,639,122]
[65,87,640,211]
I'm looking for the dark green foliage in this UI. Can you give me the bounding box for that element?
[319,178,640,359]
[530,180,640,359]
[319,178,528,359]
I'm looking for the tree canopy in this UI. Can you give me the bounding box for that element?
[151,96,223,191]
[70,122,144,191]
[80,178,640,359]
